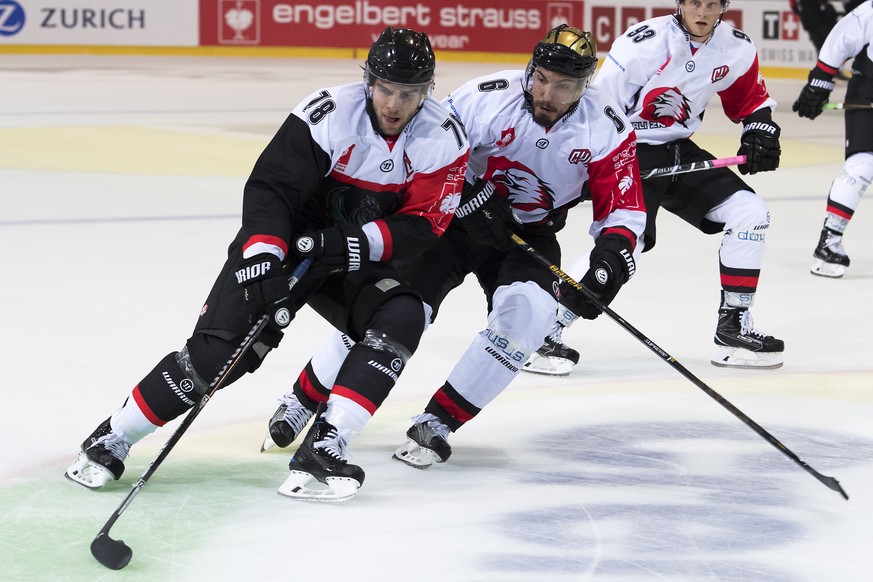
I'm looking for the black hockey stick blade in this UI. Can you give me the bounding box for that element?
[91,532,132,570]
[801,461,849,500]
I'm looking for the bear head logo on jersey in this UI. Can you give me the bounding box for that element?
[641,87,693,128]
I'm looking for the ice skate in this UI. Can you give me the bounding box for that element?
[260,392,315,452]
[522,323,580,377]
[65,417,131,490]
[392,413,452,469]
[278,417,364,502]
[811,228,850,278]
[711,308,784,369]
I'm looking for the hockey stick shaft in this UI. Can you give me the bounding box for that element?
[640,155,746,180]
[91,258,312,569]
[510,234,848,500]
[823,102,873,110]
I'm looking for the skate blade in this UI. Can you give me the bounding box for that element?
[711,346,783,370]
[65,453,114,490]
[392,439,440,470]
[810,259,846,278]
[277,470,360,502]
[260,434,277,453]
[522,353,573,376]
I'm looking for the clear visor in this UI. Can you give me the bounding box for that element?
[524,62,588,108]
[363,67,434,105]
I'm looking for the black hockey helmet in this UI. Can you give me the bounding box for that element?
[364,27,435,87]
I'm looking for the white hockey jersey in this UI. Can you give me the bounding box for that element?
[818,1,873,72]
[595,15,776,145]
[443,71,645,246]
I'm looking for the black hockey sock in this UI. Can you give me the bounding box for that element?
[133,352,201,424]
[425,381,480,432]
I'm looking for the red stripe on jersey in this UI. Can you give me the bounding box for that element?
[131,385,166,427]
[433,388,474,423]
[243,234,288,257]
[719,54,771,123]
[332,385,377,415]
[720,273,759,289]
[826,204,853,220]
[298,369,328,405]
[373,219,393,260]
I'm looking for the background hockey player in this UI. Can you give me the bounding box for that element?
[793,0,873,278]
[65,27,469,502]
[261,25,646,469]
[536,0,785,373]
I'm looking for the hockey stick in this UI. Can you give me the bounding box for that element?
[823,102,873,110]
[510,233,849,500]
[90,258,312,570]
[640,155,746,180]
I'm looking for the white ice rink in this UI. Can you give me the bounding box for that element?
[1,54,872,581]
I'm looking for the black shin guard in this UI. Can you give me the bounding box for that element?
[134,352,201,424]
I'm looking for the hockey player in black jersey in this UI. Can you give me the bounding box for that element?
[793,0,873,278]
[65,28,470,502]
[261,25,647,469]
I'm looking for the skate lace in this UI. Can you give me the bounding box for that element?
[314,426,349,462]
[546,320,564,344]
[411,413,450,442]
[825,236,848,257]
[738,310,766,340]
[93,433,131,461]
[279,393,314,435]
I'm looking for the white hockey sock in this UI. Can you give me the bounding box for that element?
[110,399,159,444]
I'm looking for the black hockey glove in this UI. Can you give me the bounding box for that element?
[737,110,781,175]
[792,66,835,120]
[235,254,293,348]
[292,223,369,275]
[454,179,521,251]
[567,234,636,320]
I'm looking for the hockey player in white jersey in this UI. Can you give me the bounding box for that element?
[793,0,873,278]
[530,0,785,372]
[65,28,469,502]
[260,25,646,469]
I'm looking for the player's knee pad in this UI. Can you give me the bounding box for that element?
[487,281,556,357]
[182,332,264,394]
[829,153,873,219]
[706,190,770,248]
[363,292,426,357]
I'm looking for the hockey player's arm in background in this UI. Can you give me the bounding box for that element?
[594,24,662,116]
[794,7,870,119]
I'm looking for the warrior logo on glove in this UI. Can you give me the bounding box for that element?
[593,266,610,286]
[295,237,316,254]
[274,307,292,327]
